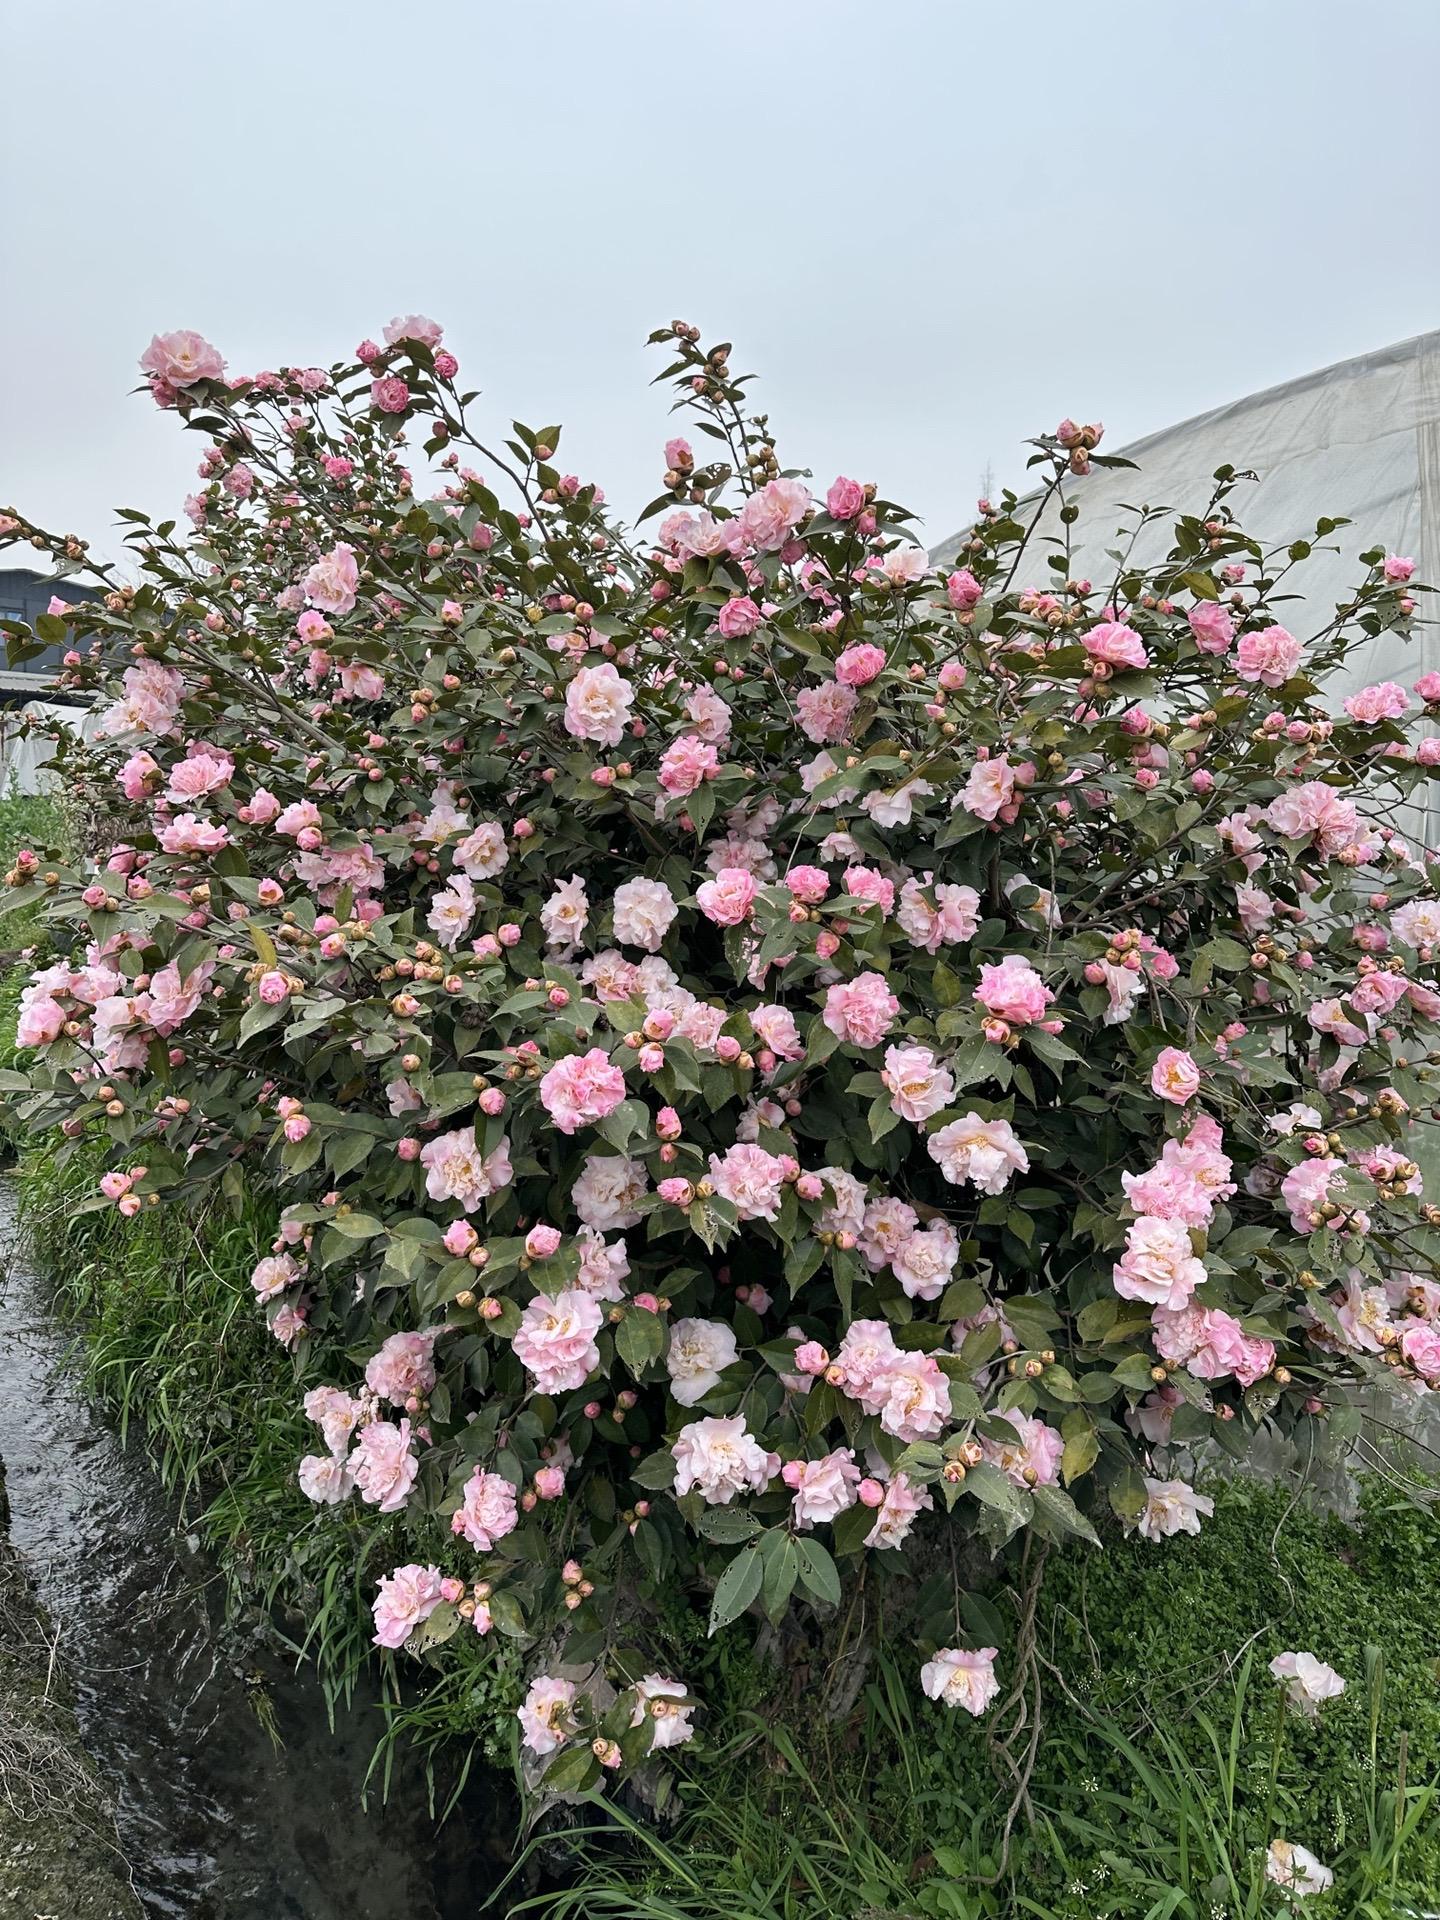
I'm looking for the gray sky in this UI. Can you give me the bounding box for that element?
[3,0,1438,567]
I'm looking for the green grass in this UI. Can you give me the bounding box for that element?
[0,790,70,950]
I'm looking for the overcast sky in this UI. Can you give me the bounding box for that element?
[3,0,1437,569]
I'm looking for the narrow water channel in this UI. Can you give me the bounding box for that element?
[0,1177,508,1919]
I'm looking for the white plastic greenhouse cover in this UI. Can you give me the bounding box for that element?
[932,328,1439,713]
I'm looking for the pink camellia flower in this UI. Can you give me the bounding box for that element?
[511,1287,603,1393]
[785,865,830,905]
[139,330,226,388]
[973,955,1053,1028]
[1151,1046,1202,1105]
[864,1470,932,1549]
[708,1143,789,1221]
[383,313,444,349]
[785,1448,861,1528]
[871,1350,951,1442]
[891,1221,960,1302]
[1264,779,1358,855]
[564,661,634,746]
[525,1224,563,1259]
[658,734,720,796]
[882,1043,955,1124]
[1082,621,1148,670]
[1401,1320,1440,1381]
[1113,1216,1205,1310]
[946,568,983,611]
[1235,624,1302,687]
[1280,1155,1346,1233]
[517,1674,579,1756]
[823,972,900,1049]
[370,375,411,413]
[696,867,757,926]
[351,1418,418,1513]
[1343,680,1409,724]
[119,749,161,801]
[444,1219,478,1256]
[795,679,858,743]
[733,476,810,552]
[1133,1478,1214,1541]
[419,1127,513,1211]
[960,753,1018,822]
[984,1410,1063,1487]
[920,1647,1000,1716]
[365,1329,439,1406]
[1187,601,1235,654]
[372,1563,445,1650]
[834,643,887,687]
[826,476,865,520]
[159,813,231,856]
[671,1413,777,1504]
[928,1113,1029,1193]
[298,1454,355,1506]
[250,1253,299,1302]
[1384,554,1416,582]
[257,969,290,1005]
[1269,1651,1345,1715]
[451,1467,520,1551]
[629,1675,695,1750]
[303,542,360,616]
[666,1317,739,1404]
[717,596,763,638]
[164,748,233,804]
[539,1048,627,1135]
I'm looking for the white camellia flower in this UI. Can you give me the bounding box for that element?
[920,1647,1000,1716]
[665,1317,739,1407]
[671,1414,776,1504]
[1269,1651,1346,1715]
[1133,1477,1214,1541]
[1265,1839,1334,1896]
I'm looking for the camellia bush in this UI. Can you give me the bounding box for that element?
[2,315,1438,1794]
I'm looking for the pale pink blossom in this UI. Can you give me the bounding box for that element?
[372,1563,445,1649]
[539,1048,627,1135]
[928,1114,1029,1193]
[921,1647,999,1716]
[564,662,634,746]
[351,1418,418,1512]
[1113,1216,1205,1311]
[666,1318,739,1406]
[512,1288,603,1393]
[822,972,900,1049]
[708,1143,788,1221]
[419,1127,513,1211]
[1235,624,1302,686]
[451,1468,520,1551]
[671,1414,776,1503]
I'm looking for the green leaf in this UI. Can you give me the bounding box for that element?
[541,1744,601,1796]
[331,1210,384,1239]
[1061,1423,1100,1486]
[795,1536,842,1608]
[697,1507,761,1545]
[1030,1482,1100,1547]
[616,1308,665,1377]
[963,1460,1030,1524]
[708,1546,763,1635]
